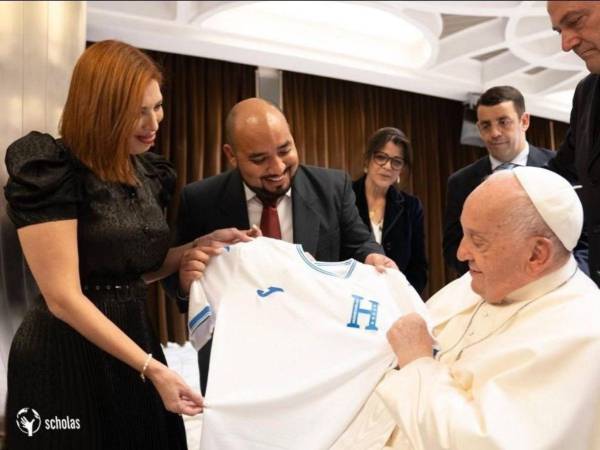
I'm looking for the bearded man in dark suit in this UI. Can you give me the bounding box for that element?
[170,97,393,393]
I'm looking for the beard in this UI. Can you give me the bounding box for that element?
[244,168,295,204]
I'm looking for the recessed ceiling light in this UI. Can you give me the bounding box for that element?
[200,1,432,69]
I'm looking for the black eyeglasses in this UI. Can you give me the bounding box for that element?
[373,152,405,170]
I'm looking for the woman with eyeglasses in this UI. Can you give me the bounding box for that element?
[353,127,428,295]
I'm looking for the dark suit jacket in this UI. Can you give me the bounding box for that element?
[174,164,381,266]
[443,145,555,275]
[353,176,428,294]
[167,164,384,311]
[548,73,600,286]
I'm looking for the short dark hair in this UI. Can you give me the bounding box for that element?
[475,86,526,117]
[364,127,412,170]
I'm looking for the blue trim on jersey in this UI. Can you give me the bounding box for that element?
[314,260,357,278]
[345,260,357,278]
[189,305,212,331]
[295,245,357,279]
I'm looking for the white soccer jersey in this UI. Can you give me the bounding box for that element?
[188,237,429,450]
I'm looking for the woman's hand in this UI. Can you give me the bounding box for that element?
[146,359,204,416]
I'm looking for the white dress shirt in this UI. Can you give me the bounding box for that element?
[243,183,293,243]
[371,219,383,244]
[489,142,529,170]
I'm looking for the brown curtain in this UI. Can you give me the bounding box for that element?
[143,49,256,344]
[528,116,568,151]
[282,70,567,299]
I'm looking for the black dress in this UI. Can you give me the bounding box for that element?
[3,132,188,449]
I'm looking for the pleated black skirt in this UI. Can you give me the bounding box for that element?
[4,283,188,450]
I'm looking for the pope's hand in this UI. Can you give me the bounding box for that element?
[387,313,434,367]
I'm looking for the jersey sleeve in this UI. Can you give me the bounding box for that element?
[188,243,241,350]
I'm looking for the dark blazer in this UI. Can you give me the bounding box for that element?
[443,145,555,275]
[353,176,428,294]
[549,74,600,286]
[167,165,383,393]
[174,164,382,263]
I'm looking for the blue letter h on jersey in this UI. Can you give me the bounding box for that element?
[346,295,379,331]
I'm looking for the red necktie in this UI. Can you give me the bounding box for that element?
[260,198,282,239]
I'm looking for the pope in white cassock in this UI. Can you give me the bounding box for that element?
[333,167,600,450]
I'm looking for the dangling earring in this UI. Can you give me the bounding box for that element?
[396,176,401,184]
[364,167,368,174]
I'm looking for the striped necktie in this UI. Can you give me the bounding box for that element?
[494,162,519,172]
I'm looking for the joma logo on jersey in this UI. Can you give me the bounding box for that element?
[346,294,379,331]
[257,286,284,298]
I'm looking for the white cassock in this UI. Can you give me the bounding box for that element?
[333,256,600,450]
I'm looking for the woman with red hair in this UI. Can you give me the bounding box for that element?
[4,40,202,449]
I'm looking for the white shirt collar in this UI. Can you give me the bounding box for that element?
[243,182,294,243]
[243,183,292,204]
[489,142,529,170]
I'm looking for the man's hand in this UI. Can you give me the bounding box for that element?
[365,253,399,273]
[387,313,434,368]
[193,226,261,248]
[178,246,219,295]
[179,227,261,295]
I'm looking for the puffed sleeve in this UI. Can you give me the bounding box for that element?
[140,151,176,208]
[4,131,82,229]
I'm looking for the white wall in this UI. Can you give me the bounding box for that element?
[0,0,86,428]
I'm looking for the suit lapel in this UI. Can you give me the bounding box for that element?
[291,168,320,256]
[354,176,372,231]
[218,170,250,229]
[382,188,404,241]
[526,146,546,166]
[355,175,403,242]
[475,157,492,181]
[587,77,600,172]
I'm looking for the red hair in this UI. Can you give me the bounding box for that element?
[60,40,163,184]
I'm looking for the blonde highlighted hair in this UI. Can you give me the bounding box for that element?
[59,40,163,185]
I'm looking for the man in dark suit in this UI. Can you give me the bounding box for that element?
[443,86,556,275]
[172,97,392,393]
[547,1,600,287]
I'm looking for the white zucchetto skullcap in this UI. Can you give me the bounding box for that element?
[512,166,583,251]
